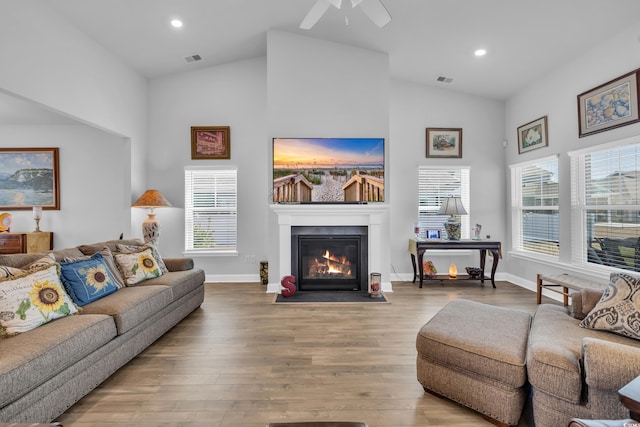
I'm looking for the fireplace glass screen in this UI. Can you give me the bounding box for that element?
[291,226,367,291]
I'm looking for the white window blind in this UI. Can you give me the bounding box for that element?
[570,139,640,272]
[510,156,559,257]
[185,167,237,254]
[418,167,470,239]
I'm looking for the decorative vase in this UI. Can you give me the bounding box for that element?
[369,272,382,298]
[259,261,268,285]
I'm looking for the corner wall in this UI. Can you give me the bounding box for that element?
[504,21,640,287]
[0,1,146,242]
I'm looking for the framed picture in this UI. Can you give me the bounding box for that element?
[577,69,640,137]
[191,126,230,159]
[426,229,441,239]
[517,116,549,154]
[426,128,462,158]
[0,148,60,210]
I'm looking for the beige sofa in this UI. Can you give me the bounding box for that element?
[0,239,205,423]
[528,289,640,426]
[417,274,640,427]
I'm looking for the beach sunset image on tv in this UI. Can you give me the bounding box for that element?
[272,138,384,203]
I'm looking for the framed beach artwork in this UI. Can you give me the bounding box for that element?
[517,116,548,154]
[0,148,60,210]
[426,128,462,158]
[191,126,230,159]
[577,69,640,137]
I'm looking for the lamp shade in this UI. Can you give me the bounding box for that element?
[131,190,173,243]
[131,190,173,209]
[437,196,468,216]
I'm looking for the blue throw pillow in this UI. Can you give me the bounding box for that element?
[60,252,118,306]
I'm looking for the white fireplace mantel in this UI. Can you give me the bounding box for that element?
[268,204,391,293]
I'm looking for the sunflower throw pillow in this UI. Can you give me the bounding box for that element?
[64,247,126,289]
[114,248,163,286]
[115,242,169,274]
[0,264,79,338]
[59,253,120,306]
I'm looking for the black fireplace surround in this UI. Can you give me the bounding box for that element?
[291,226,368,291]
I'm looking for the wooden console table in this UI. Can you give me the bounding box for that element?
[0,232,53,254]
[409,239,502,288]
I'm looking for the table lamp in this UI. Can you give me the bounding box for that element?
[131,190,173,243]
[437,196,467,240]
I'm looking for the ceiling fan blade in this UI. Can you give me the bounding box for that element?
[356,0,391,27]
[300,0,334,29]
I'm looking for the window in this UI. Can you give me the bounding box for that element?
[418,167,470,239]
[570,139,640,272]
[184,167,237,254]
[510,156,559,257]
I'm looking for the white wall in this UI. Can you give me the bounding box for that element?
[390,80,506,278]
[0,125,129,248]
[504,21,640,286]
[0,1,147,239]
[146,57,268,275]
[266,30,391,284]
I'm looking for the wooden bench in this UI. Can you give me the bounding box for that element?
[536,273,607,306]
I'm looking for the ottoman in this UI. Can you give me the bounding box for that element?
[416,299,532,426]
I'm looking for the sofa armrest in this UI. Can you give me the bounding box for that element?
[162,257,194,272]
[583,337,640,391]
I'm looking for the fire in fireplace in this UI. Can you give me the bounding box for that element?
[291,226,368,291]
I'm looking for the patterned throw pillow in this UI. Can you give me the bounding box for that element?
[114,248,163,286]
[580,273,640,339]
[0,264,79,338]
[59,253,119,306]
[64,247,126,289]
[116,242,169,274]
[25,253,56,270]
[0,265,24,279]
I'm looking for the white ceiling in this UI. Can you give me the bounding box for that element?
[5,0,640,124]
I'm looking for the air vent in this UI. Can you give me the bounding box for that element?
[436,76,454,83]
[184,54,202,63]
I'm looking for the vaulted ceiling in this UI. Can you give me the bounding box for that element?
[4,0,640,123]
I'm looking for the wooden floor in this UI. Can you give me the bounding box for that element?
[57,280,553,427]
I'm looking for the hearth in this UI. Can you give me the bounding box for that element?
[291,226,368,291]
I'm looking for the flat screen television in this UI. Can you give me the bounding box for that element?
[272,137,385,204]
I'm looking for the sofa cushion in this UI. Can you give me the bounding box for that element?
[0,253,51,269]
[0,313,116,408]
[528,303,640,404]
[49,247,85,262]
[77,238,145,256]
[114,248,163,285]
[79,285,173,334]
[580,273,640,340]
[137,269,206,300]
[0,264,79,338]
[59,253,120,306]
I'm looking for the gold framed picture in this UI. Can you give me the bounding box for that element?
[0,147,60,210]
[191,126,230,159]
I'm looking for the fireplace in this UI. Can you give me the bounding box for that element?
[291,226,368,291]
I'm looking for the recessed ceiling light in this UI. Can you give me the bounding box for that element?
[474,49,487,57]
[170,19,183,28]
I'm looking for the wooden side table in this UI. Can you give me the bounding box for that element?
[0,231,53,254]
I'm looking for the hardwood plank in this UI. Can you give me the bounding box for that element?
[56,280,548,426]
